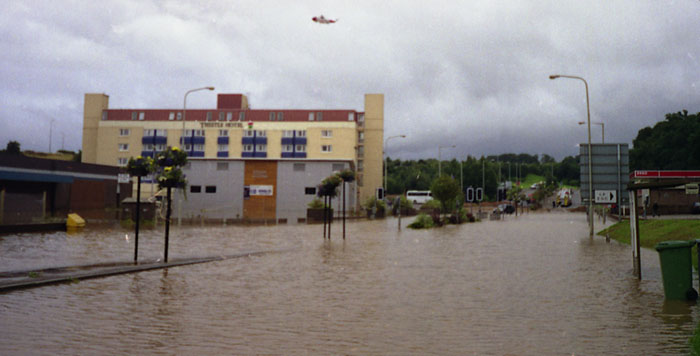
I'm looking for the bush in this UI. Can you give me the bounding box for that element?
[308,198,325,209]
[364,196,386,214]
[408,213,434,229]
[391,196,415,215]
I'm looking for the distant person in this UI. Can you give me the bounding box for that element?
[652,202,659,217]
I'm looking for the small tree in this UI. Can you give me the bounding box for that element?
[430,176,461,224]
[5,141,20,154]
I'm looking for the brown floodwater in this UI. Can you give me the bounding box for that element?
[0,212,696,355]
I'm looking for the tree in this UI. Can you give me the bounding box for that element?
[630,110,700,170]
[430,176,461,222]
[5,141,20,154]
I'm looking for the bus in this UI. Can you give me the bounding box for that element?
[406,190,432,204]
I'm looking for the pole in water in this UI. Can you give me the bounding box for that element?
[342,182,346,240]
[328,196,332,240]
[164,187,172,263]
[323,195,327,239]
[134,176,141,264]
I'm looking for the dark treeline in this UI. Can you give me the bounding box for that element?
[630,110,700,170]
[385,153,579,200]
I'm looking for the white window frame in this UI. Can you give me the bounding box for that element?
[119,129,130,136]
[219,129,228,137]
[118,143,129,152]
[283,130,294,138]
[282,144,293,152]
[244,130,255,137]
[296,144,306,152]
[155,129,167,136]
[155,144,166,152]
[296,130,306,137]
[243,144,254,152]
[183,144,192,151]
[143,144,154,151]
[308,112,314,121]
[277,112,284,121]
[226,112,233,121]
[194,129,204,136]
[238,112,245,121]
[269,112,275,121]
[218,112,225,121]
[348,112,355,121]
[218,144,229,152]
[321,130,332,138]
[193,144,204,151]
[144,129,155,136]
[169,112,175,121]
[117,158,128,167]
[177,112,182,120]
[256,130,266,137]
[206,112,213,121]
[138,112,145,121]
[321,145,332,153]
[256,144,267,152]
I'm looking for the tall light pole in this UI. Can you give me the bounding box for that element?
[384,135,406,200]
[438,144,456,177]
[182,87,215,148]
[49,119,55,153]
[579,121,604,143]
[550,74,594,237]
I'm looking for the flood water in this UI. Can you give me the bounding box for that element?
[0,212,697,355]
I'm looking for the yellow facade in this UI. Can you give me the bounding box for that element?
[82,93,384,207]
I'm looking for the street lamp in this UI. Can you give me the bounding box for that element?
[49,119,55,153]
[550,74,594,237]
[438,144,456,177]
[181,87,215,148]
[579,121,604,143]
[384,135,406,200]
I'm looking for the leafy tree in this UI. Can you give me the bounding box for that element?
[430,176,461,222]
[5,141,20,154]
[630,110,700,170]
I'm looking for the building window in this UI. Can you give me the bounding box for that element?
[294,163,306,172]
[358,132,364,142]
[117,158,128,167]
[244,130,254,137]
[296,130,306,137]
[226,112,233,121]
[321,145,332,153]
[358,113,365,122]
[143,144,154,151]
[256,144,267,152]
[217,162,229,171]
[282,144,293,152]
[206,112,213,121]
[205,186,216,193]
[322,130,332,138]
[256,130,266,137]
[156,129,167,136]
[169,112,175,121]
[283,130,294,138]
[183,144,192,151]
[295,144,306,152]
[193,144,204,151]
[177,112,182,120]
[238,112,245,121]
[305,187,316,195]
[218,112,225,121]
[119,129,130,136]
[219,129,228,137]
[131,112,137,121]
[190,185,201,193]
[357,160,364,171]
[332,163,344,172]
[101,112,108,121]
[138,112,145,121]
[119,143,129,152]
[144,129,155,136]
[317,112,323,121]
[243,144,254,152]
[218,144,228,152]
[348,113,355,121]
[277,112,284,121]
[155,144,166,152]
[194,129,204,136]
[358,146,365,156]
[308,112,314,121]
[269,112,275,121]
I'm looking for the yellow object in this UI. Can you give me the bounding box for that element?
[67,213,86,228]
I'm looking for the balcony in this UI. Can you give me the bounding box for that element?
[217,136,229,144]
[217,151,229,158]
[281,137,294,145]
[242,137,255,145]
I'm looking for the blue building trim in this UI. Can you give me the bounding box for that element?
[217,152,229,158]
[217,136,229,144]
[0,170,74,183]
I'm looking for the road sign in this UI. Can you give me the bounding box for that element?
[118,173,130,183]
[686,183,699,195]
[595,190,616,203]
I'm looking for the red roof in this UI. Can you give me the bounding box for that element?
[103,109,357,122]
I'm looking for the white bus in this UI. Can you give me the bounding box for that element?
[406,190,432,204]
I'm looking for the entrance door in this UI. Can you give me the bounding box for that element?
[243,161,277,221]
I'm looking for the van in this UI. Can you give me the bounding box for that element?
[406,190,432,204]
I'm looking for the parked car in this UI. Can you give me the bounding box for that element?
[692,202,700,214]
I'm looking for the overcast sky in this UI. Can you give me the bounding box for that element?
[2,0,698,160]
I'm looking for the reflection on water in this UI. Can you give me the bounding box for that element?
[0,213,697,355]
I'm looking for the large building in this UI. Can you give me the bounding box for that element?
[82,93,384,223]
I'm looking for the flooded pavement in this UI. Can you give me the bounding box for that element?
[0,212,697,355]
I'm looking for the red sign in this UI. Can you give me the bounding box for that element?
[630,170,700,179]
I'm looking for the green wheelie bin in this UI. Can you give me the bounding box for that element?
[655,240,698,300]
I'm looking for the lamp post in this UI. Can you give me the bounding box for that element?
[579,121,604,143]
[182,87,215,148]
[49,119,55,153]
[438,144,456,177]
[384,135,406,200]
[550,74,594,237]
